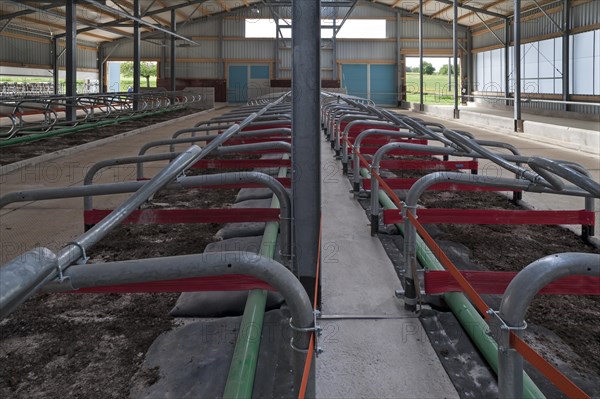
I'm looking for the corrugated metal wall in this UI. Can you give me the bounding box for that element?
[2,1,597,112]
[473,0,600,50]
[571,0,600,30]
[1,31,52,67]
[0,28,98,70]
[337,41,396,61]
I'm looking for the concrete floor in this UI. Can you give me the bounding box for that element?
[316,136,460,398]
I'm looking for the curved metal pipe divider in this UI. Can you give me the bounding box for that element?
[0,145,202,318]
[340,120,405,170]
[351,129,427,190]
[367,138,597,234]
[0,170,293,260]
[0,93,291,317]
[198,113,291,127]
[135,128,292,177]
[171,120,291,140]
[333,114,381,155]
[497,253,600,399]
[41,251,313,394]
[165,128,291,154]
[0,91,200,140]
[402,172,594,308]
[357,131,524,196]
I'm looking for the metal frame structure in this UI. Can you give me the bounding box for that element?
[0,91,204,142]
[2,0,599,128]
[322,92,600,399]
[0,92,322,396]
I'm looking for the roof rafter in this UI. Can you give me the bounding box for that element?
[410,0,433,13]
[217,0,231,12]
[0,2,63,21]
[76,0,200,45]
[468,0,556,28]
[3,0,142,38]
[430,0,474,19]
[113,0,171,26]
[17,15,112,41]
[457,0,506,22]
[156,0,187,20]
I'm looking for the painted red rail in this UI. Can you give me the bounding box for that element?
[362,178,520,192]
[84,208,280,225]
[383,209,595,225]
[425,270,600,295]
[70,275,276,293]
[191,159,291,169]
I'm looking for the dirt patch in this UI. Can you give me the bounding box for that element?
[419,187,600,376]
[0,168,240,398]
[0,108,199,166]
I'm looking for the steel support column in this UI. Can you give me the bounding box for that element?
[217,16,224,79]
[467,29,473,101]
[505,19,511,106]
[396,12,403,105]
[292,0,321,308]
[332,16,338,81]
[98,46,104,94]
[562,0,570,111]
[133,0,141,110]
[448,58,452,88]
[453,0,459,118]
[170,9,176,93]
[52,37,59,95]
[513,0,523,132]
[419,0,424,111]
[65,0,77,121]
[275,19,280,80]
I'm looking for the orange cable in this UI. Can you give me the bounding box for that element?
[408,211,490,316]
[329,134,589,399]
[297,216,322,399]
[511,333,591,399]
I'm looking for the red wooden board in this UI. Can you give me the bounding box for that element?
[383,209,595,225]
[191,159,291,169]
[362,178,520,192]
[70,275,276,294]
[84,208,280,225]
[376,160,478,170]
[425,270,600,295]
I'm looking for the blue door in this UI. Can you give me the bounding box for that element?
[341,64,368,99]
[228,65,248,103]
[370,64,397,106]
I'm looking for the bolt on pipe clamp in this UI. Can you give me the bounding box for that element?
[402,203,419,220]
[289,310,323,356]
[485,309,528,343]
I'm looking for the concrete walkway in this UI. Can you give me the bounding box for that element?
[316,136,459,398]
[403,102,599,155]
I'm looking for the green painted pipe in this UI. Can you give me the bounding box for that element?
[0,107,183,147]
[361,168,545,399]
[223,158,288,398]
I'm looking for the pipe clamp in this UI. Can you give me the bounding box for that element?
[486,309,527,343]
[289,310,323,356]
[66,241,89,265]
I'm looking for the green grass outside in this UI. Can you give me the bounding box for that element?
[405,72,458,105]
[1,76,61,83]
[119,77,157,92]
